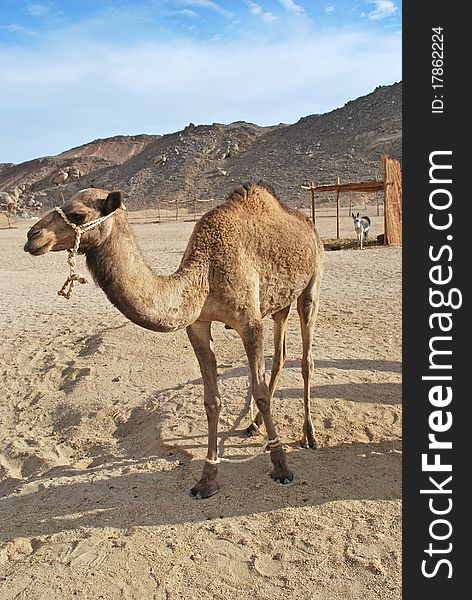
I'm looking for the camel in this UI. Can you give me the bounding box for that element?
[24,183,324,498]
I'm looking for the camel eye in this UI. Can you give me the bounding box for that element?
[67,212,86,225]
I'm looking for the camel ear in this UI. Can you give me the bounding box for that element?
[101,191,125,215]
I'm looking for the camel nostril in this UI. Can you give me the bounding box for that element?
[27,228,41,240]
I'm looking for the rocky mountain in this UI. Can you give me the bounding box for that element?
[85,122,278,206]
[0,134,160,189]
[222,82,401,205]
[0,82,401,212]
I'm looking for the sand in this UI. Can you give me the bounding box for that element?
[0,212,401,599]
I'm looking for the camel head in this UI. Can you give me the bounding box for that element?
[24,188,125,256]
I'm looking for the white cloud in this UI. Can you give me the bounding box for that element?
[0,25,401,163]
[246,1,278,22]
[27,3,50,17]
[278,0,305,15]
[325,5,335,14]
[1,23,35,34]
[363,1,398,21]
[178,9,198,18]
[180,0,234,18]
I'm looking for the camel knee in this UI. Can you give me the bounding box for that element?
[272,354,283,375]
[299,298,314,325]
[255,396,270,415]
[301,353,314,382]
[204,396,221,418]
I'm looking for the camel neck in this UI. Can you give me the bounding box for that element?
[85,215,208,332]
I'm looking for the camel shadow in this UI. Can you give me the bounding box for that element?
[282,382,401,404]
[76,323,129,357]
[0,438,401,544]
[212,357,401,382]
[315,358,401,373]
[152,365,401,408]
[152,358,401,394]
[112,385,255,463]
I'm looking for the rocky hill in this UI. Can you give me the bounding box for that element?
[0,82,401,211]
[222,82,401,205]
[85,122,278,206]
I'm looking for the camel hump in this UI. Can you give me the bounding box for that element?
[196,181,316,240]
[226,181,282,209]
[224,182,314,226]
[241,182,316,230]
[185,181,319,265]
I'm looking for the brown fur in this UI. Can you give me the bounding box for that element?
[24,183,324,498]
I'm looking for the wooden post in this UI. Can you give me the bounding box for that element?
[157,198,161,223]
[377,195,380,216]
[336,177,341,239]
[348,191,352,216]
[336,189,340,239]
[175,198,179,221]
[310,182,316,226]
[193,197,197,221]
[382,154,402,245]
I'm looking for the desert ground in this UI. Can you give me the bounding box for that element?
[0,207,401,599]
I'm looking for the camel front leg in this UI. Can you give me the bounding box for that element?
[297,276,321,449]
[239,320,293,484]
[186,321,221,499]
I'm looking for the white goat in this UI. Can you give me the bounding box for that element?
[352,212,371,249]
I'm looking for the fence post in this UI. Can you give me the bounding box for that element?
[310,183,316,225]
[336,189,340,239]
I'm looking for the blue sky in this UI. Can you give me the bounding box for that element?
[0,1,401,164]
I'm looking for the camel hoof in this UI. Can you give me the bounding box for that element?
[190,481,219,499]
[244,423,259,437]
[270,470,294,484]
[269,446,293,484]
[301,439,318,450]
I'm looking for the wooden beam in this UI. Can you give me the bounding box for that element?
[301,180,384,193]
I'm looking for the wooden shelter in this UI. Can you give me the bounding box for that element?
[301,155,402,244]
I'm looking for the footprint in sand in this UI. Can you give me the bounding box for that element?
[59,361,92,392]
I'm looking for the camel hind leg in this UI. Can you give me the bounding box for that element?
[238,318,293,484]
[245,304,291,436]
[297,274,321,449]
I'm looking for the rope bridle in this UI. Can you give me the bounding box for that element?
[53,206,117,300]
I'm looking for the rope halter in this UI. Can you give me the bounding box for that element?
[204,435,283,465]
[53,206,118,300]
